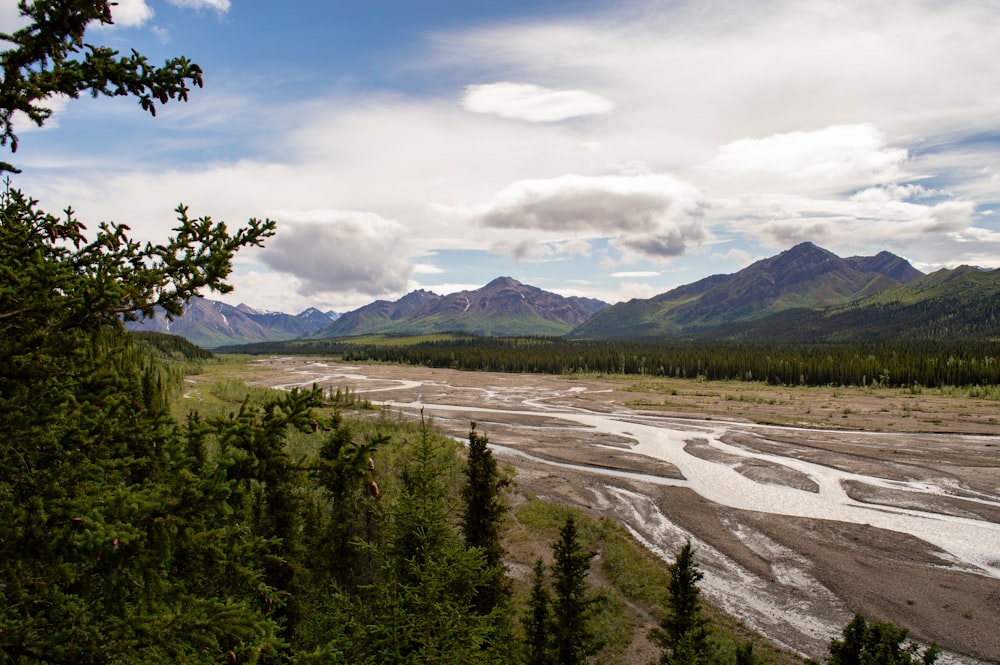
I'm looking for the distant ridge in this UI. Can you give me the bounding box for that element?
[313,277,608,338]
[569,242,924,339]
[125,297,337,348]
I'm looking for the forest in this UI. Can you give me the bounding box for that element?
[226,334,1000,389]
[0,3,948,663]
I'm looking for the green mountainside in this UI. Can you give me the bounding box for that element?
[705,265,1000,342]
[569,242,926,339]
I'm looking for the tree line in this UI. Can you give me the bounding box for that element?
[282,336,1000,388]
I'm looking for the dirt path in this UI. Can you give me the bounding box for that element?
[238,358,1000,664]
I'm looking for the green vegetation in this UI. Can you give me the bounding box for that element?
[225,335,1000,388]
[828,614,939,665]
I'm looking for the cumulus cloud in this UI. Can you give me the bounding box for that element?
[470,173,707,261]
[107,0,154,27]
[708,124,907,187]
[475,173,702,232]
[712,248,755,267]
[462,82,613,122]
[259,211,413,297]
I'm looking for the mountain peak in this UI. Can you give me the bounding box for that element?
[484,276,523,289]
[572,243,928,339]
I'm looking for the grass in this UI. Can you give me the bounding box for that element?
[506,497,806,665]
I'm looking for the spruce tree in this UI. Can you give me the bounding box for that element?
[828,613,940,665]
[1,2,282,659]
[524,558,553,665]
[652,538,708,665]
[338,419,511,664]
[550,515,597,665]
[461,422,510,615]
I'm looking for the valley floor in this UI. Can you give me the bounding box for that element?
[194,358,1000,664]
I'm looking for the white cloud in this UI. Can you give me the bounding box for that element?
[258,210,413,297]
[462,82,613,122]
[724,195,977,252]
[11,95,70,134]
[168,0,231,12]
[490,237,593,262]
[17,0,1000,310]
[611,271,660,278]
[107,0,154,27]
[711,248,755,267]
[474,173,703,232]
[616,281,662,301]
[0,4,28,33]
[708,124,907,187]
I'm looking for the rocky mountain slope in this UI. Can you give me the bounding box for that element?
[125,297,338,348]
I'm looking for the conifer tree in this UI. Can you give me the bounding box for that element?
[332,419,511,664]
[461,422,510,615]
[652,538,708,665]
[524,558,553,665]
[1,2,282,660]
[828,613,940,665]
[550,515,597,665]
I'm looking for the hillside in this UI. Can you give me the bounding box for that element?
[312,289,443,337]
[314,277,608,338]
[705,264,1000,342]
[569,242,924,339]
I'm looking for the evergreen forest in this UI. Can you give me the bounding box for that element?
[225,334,1000,390]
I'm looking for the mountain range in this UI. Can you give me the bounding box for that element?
[129,242,1000,348]
[313,276,608,338]
[125,297,339,349]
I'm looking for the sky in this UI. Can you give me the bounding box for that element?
[4,0,1000,314]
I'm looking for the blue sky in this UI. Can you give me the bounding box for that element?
[5,0,1000,313]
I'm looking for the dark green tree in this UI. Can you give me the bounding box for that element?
[0,2,284,660]
[523,558,553,665]
[652,538,708,665]
[1,0,203,172]
[306,414,386,593]
[550,515,597,665]
[828,613,940,665]
[461,422,510,615]
[319,418,511,664]
[0,189,279,662]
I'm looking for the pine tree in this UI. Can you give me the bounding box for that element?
[652,538,708,665]
[330,418,511,664]
[0,193,279,660]
[524,558,553,665]
[461,422,510,615]
[828,613,940,665]
[550,515,597,665]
